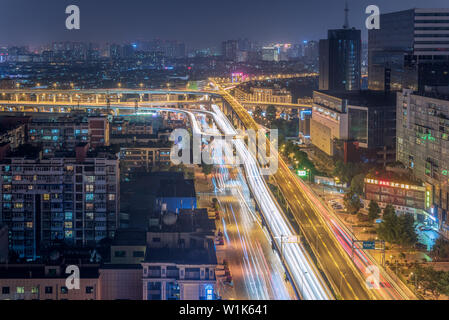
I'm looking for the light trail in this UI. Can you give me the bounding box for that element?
[13,100,332,300]
[296,178,415,300]
[210,104,332,300]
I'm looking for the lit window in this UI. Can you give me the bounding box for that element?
[86,185,94,192]
[26,222,33,229]
[14,203,23,209]
[108,194,115,201]
[31,287,38,294]
[65,212,73,220]
[16,287,25,294]
[43,194,50,201]
[86,193,94,201]
[86,176,95,183]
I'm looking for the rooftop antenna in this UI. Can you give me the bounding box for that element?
[343,1,349,29]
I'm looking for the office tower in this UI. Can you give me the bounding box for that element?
[303,40,319,61]
[310,90,396,164]
[369,8,449,92]
[221,40,238,61]
[319,5,361,91]
[261,46,280,62]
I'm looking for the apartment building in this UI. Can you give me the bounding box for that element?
[0,144,119,259]
[28,114,109,156]
[143,209,217,300]
[119,147,171,172]
[234,87,292,104]
[397,88,449,235]
[0,263,100,300]
[0,116,29,150]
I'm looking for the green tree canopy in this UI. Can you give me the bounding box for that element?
[344,191,362,215]
[378,205,417,247]
[350,173,366,195]
[201,163,213,177]
[431,237,449,261]
[266,105,277,122]
[367,200,381,222]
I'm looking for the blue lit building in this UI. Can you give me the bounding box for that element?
[156,179,197,213]
[319,27,362,91]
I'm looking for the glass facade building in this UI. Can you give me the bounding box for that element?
[369,8,449,92]
[319,28,361,91]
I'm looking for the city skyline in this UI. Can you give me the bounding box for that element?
[0,0,448,48]
[1,0,449,304]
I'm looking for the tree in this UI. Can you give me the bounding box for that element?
[378,205,417,247]
[377,205,399,244]
[367,200,381,222]
[211,198,219,211]
[413,265,449,299]
[397,213,418,247]
[343,191,362,215]
[350,173,365,195]
[431,237,449,261]
[266,105,277,122]
[201,163,213,178]
[333,160,352,185]
[254,106,263,119]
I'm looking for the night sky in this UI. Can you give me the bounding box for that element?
[0,0,448,48]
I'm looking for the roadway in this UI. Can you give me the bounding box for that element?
[210,80,379,299]
[133,104,330,299]
[210,104,332,300]
[0,84,397,300]
[212,80,417,300]
[196,113,295,299]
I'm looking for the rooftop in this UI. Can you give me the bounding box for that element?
[156,179,196,198]
[148,209,215,234]
[0,264,100,279]
[315,90,396,107]
[112,228,147,246]
[144,239,217,265]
